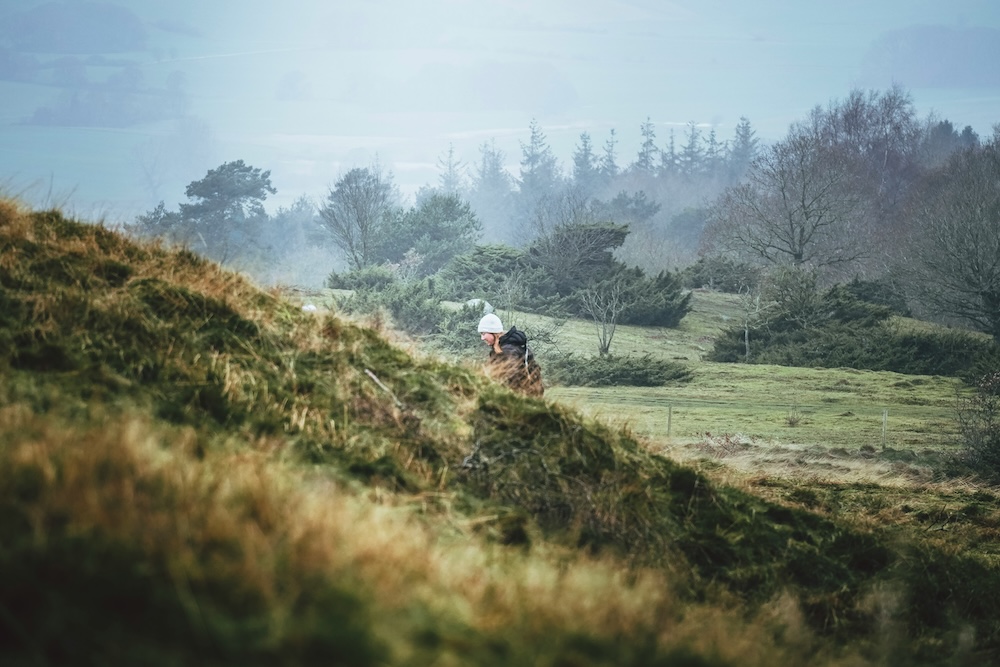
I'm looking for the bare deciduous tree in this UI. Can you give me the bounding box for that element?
[909,133,1000,342]
[318,163,398,271]
[705,128,869,278]
[736,282,775,363]
[579,278,629,356]
[810,85,923,214]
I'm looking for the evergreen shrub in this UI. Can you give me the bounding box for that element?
[618,270,693,328]
[708,281,1000,378]
[326,264,396,291]
[545,353,692,387]
[843,276,911,316]
[335,279,482,355]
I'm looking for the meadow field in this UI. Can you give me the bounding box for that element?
[549,294,964,478]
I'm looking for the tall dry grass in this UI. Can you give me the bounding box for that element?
[0,402,870,666]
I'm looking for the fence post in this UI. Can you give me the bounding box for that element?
[667,404,672,440]
[882,409,888,449]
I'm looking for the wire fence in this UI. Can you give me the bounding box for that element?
[551,391,962,451]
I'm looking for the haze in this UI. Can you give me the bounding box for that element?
[2,0,999,219]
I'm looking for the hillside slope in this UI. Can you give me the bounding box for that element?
[1,200,998,666]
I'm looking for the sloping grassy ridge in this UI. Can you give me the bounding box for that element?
[1,200,998,665]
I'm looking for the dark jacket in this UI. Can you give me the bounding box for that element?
[489,326,544,396]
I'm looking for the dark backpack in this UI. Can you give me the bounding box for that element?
[499,326,544,396]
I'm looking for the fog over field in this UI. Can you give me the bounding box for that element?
[1,0,999,219]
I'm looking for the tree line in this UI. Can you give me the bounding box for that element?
[129,85,999,354]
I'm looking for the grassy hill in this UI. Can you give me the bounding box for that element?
[2,199,1000,666]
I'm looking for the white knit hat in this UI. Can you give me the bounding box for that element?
[477,313,504,333]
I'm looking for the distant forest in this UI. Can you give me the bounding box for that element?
[127,85,999,353]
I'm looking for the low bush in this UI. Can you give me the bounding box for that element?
[545,353,692,387]
[958,371,1000,479]
[435,244,545,302]
[336,279,483,356]
[712,322,1000,378]
[709,281,1000,378]
[326,264,396,291]
[437,245,692,329]
[618,270,693,328]
[336,279,446,336]
[870,328,1000,379]
[842,275,911,317]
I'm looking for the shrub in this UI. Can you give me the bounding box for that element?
[545,353,692,387]
[436,245,530,298]
[843,276,911,316]
[871,329,1000,379]
[335,279,484,356]
[958,371,1000,479]
[708,280,1000,378]
[336,279,445,335]
[711,320,1000,378]
[326,264,397,291]
[438,244,692,329]
[608,269,692,328]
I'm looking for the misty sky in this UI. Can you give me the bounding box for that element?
[2,0,999,217]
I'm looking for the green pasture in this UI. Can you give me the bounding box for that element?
[506,288,739,362]
[549,370,962,451]
[506,291,968,453]
[311,284,972,455]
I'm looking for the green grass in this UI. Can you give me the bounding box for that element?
[551,364,963,450]
[294,288,976,477]
[505,288,739,362]
[497,291,968,455]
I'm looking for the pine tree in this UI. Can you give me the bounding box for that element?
[679,121,703,178]
[633,116,658,175]
[571,131,600,196]
[659,129,678,178]
[468,140,515,244]
[437,143,466,195]
[599,128,619,181]
[727,116,759,183]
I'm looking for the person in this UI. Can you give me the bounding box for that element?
[477,313,544,397]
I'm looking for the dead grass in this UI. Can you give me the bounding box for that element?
[0,404,868,666]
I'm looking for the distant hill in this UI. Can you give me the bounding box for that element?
[0,2,147,53]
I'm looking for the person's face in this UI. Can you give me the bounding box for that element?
[481,331,498,346]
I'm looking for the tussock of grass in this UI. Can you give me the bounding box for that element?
[2,200,999,665]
